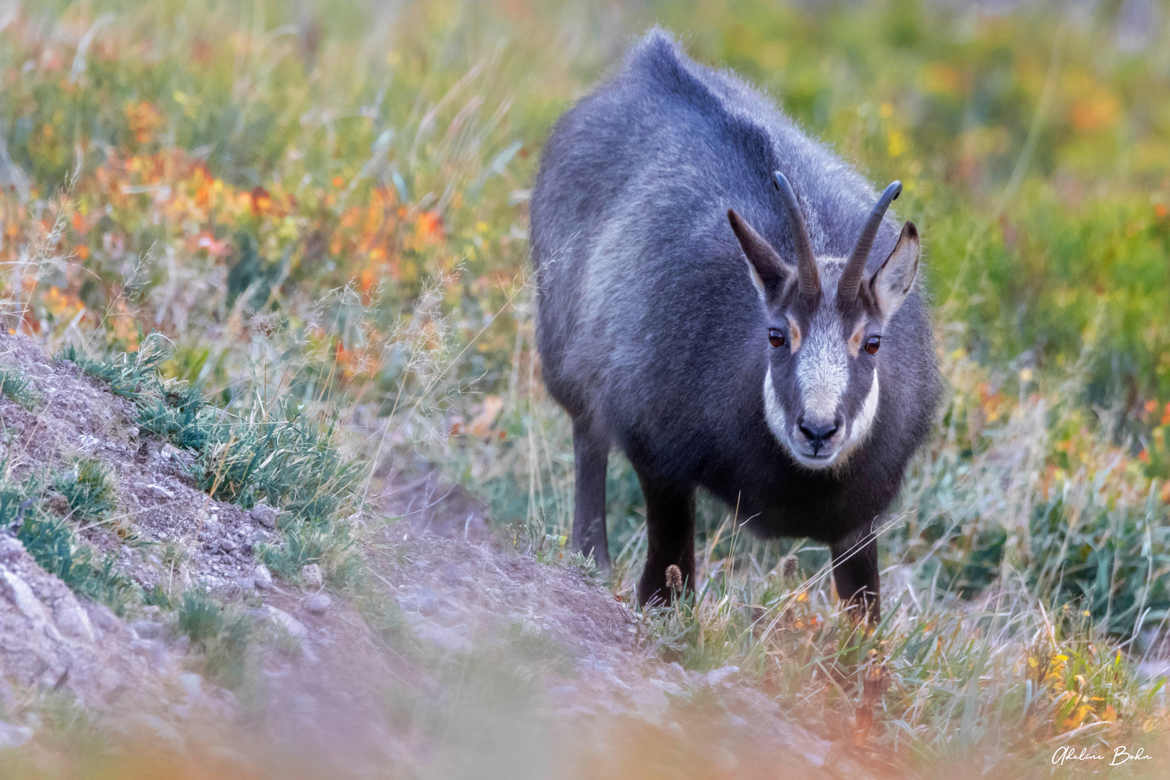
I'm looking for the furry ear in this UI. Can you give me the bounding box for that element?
[728,209,793,302]
[869,221,919,320]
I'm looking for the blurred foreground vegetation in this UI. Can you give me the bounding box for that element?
[1,0,1169,771]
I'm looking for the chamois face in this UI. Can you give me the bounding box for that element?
[728,205,920,471]
[761,262,884,469]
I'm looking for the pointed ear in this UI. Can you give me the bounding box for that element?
[728,209,792,302]
[868,221,919,320]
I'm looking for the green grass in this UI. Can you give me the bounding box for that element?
[61,334,362,571]
[176,589,254,690]
[637,513,1167,769]
[53,458,117,520]
[61,336,170,399]
[0,0,1168,772]
[197,406,359,522]
[136,382,212,451]
[0,368,41,410]
[66,335,360,520]
[257,521,359,587]
[62,334,212,450]
[2,482,138,614]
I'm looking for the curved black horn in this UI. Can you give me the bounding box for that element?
[838,180,902,303]
[772,171,819,298]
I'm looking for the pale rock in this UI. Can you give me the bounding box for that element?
[131,619,165,640]
[408,618,472,654]
[55,599,96,642]
[265,605,308,639]
[704,665,739,687]
[253,564,273,590]
[300,563,323,589]
[0,565,50,625]
[145,483,175,500]
[249,503,279,529]
[303,592,331,615]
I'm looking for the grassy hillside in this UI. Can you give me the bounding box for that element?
[1,0,1169,774]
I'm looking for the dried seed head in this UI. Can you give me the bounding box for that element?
[665,564,683,591]
[781,555,799,579]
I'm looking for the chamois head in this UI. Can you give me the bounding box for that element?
[728,172,920,470]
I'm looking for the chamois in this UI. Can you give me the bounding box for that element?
[531,30,941,617]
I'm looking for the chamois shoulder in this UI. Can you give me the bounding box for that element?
[625,30,896,261]
[624,30,725,110]
[622,29,779,184]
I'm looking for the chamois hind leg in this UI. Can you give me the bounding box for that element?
[635,473,695,607]
[571,418,611,571]
[830,527,880,624]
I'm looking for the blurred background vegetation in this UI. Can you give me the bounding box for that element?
[1,0,1169,702]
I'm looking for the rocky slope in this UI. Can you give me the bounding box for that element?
[0,333,867,777]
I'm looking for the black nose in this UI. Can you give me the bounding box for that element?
[797,416,841,451]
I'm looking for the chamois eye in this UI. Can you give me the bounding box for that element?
[864,335,881,355]
[768,328,785,348]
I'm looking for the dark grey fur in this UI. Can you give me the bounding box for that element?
[530,29,942,615]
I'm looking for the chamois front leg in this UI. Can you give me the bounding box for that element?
[571,419,611,571]
[831,527,880,624]
[636,475,695,607]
